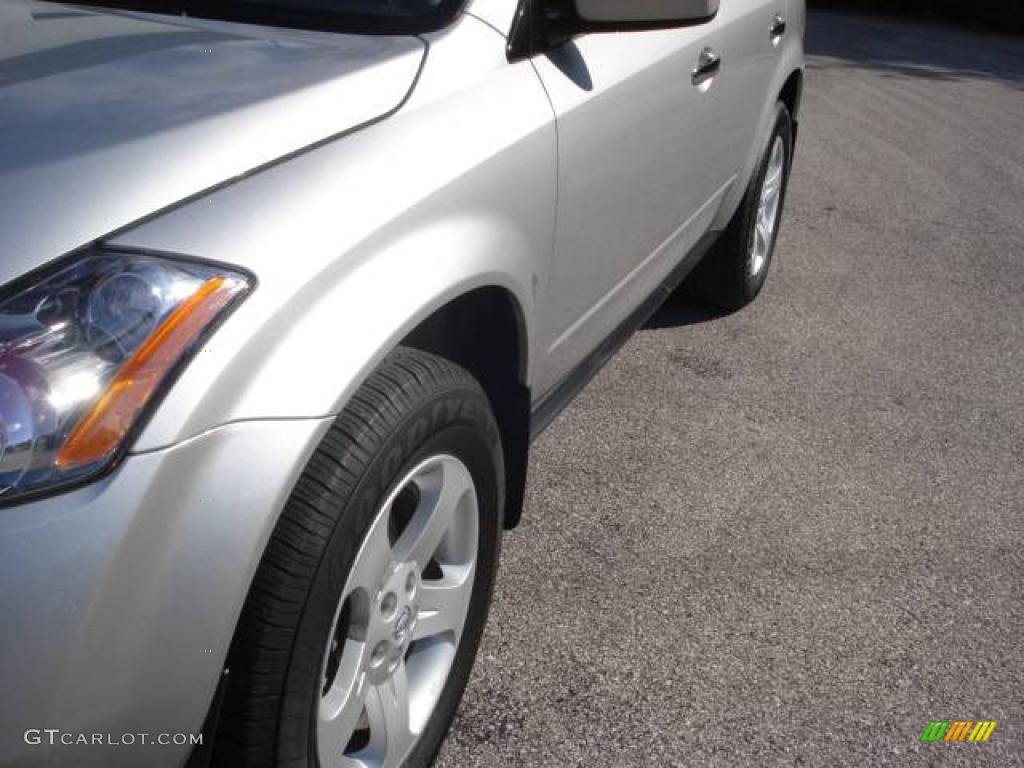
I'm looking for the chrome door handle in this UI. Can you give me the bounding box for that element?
[770,14,787,39]
[691,47,721,86]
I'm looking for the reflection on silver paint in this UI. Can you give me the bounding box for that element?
[0,0,424,283]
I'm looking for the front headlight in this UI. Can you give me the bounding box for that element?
[0,249,252,503]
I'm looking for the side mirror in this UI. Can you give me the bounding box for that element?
[575,0,719,26]
[508,0,720,61]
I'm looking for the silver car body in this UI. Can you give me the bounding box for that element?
[0,0,804,763]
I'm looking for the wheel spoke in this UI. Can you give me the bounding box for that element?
[318,669,368,767]
[362,661,415,768]
[757,219,770,247]
[393,459,474,569]
[348,506,394,594]
[413,564,476,642]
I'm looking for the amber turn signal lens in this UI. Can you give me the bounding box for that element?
[56,276,245,469]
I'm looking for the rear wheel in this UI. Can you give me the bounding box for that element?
[684,101,794,311]
[214,347,504,768]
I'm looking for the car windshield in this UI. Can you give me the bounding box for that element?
[73,0,465,34]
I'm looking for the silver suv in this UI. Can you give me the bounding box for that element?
[0,0,804,765]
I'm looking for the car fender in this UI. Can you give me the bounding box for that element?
[110,17,557,452]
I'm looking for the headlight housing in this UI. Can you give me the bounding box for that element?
[0,250,252,503]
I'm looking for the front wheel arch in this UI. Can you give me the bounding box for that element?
[402,287,531,529]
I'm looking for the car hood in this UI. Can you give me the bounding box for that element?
[0,0,425,285]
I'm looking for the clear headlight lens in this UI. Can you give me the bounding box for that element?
[0,250,251,502]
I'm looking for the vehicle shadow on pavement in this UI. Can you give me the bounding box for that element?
[807,10,1024,90]
[643,292,727,330]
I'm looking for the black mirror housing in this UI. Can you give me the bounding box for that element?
[508,0,719,61]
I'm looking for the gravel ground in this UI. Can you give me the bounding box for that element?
[437,10,1024,768]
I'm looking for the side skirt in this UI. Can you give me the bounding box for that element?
[529,229,721,441]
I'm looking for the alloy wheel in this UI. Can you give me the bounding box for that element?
[316,454,479,768]
[749,135,786,277]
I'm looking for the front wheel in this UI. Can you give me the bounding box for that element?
[214,348,504,768]
[684,101,794,311]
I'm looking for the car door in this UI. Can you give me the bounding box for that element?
[531,24,730,398]
[708,0,788,188]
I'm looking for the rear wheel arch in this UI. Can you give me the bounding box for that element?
[402,286,531,529]
[779,68,803,125]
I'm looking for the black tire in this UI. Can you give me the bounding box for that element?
[684,102,794,311]
[213,347,504,768]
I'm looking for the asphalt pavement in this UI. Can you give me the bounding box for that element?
[437,10,1024,767]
